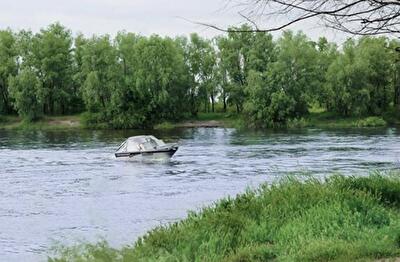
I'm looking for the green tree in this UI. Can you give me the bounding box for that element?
[115,31,141,86]
[247,32,276,73]
[325,37,392,116]
[314,37,338,108]
[358,37,391,114]
[325,39,370,116]
[1,22,398,129]
[80,35,120,123]
[244,31,319,127]
[30,23,74,114]
[0,30,18,114]
[186,33,208,115]
[70,33,87,113]
[195,35,217,113]
[215,54,229,112]
[217,28,251,113]
[112,31,145,127]
[8,68,42,121]
[217,25,275,113]
[389,39,400,110]
[131,35,189,127]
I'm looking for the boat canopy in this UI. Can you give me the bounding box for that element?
[116,135,166,153]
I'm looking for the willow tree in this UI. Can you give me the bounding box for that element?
[131,35,190,127]
[216,25,255,113]
[30,23,74,115]
[8,69,42,121]
[325,37,392,116]
[0,30,17,114]
[80,35,120,125]
[244,31,319,127]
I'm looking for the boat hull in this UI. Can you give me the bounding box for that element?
[115,147,178,159]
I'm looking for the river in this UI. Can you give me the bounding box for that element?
[0,127,399,261]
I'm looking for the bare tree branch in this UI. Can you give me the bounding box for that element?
[198,0,400,36]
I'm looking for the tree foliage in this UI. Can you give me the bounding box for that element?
[1,23,399,128]
[8,68,42,121]
[244,31,318,127]
[0,30,17,114]
[31,23,74,114]
[324,37,392,116]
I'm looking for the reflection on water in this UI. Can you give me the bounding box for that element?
[0,127,399,261]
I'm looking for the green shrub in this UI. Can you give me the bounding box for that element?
[356,116,387,127]
[80,112,109,129]
[154,121,175,130]
[287,117,308,128]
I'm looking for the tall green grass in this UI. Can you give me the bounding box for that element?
[49,173,400,261]
[306,112,388,128]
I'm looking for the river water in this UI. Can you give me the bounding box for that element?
[0,127,399,261]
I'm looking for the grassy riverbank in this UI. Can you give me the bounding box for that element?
[156,112,393,130]
[0,110,396,130]
[0,115,82,130]
[301,112,388,128]
[0,113,238,130]
[50,173,400,261]
[154,112,240,129]
[156,112,392,130]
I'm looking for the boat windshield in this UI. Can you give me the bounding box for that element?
[117,136,166,153]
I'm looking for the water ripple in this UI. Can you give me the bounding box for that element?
[0,127,399,261]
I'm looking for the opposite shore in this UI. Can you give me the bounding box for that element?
[1,111,399,131]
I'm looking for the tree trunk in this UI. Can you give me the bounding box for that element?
[0,78,12,114]
[211,94,215,113]
[123,59,127,77]
[395,64,400,111]
[46,97,51,115]
[223,92,227,113]
[383,84,387,110]
[101,96,106,109]
[50,99,54,115]
[191,92,197,116]
[1,88,9,114]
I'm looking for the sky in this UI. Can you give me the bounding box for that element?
[0,0,348,43]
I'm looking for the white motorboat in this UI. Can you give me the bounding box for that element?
[115,135,178,159]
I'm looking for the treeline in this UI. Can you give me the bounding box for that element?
[0,23,399,128]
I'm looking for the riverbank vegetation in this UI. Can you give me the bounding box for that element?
[1,23,400,129]
[0,115,81,130]
[0,112,391,130]
[50,173,400,261]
